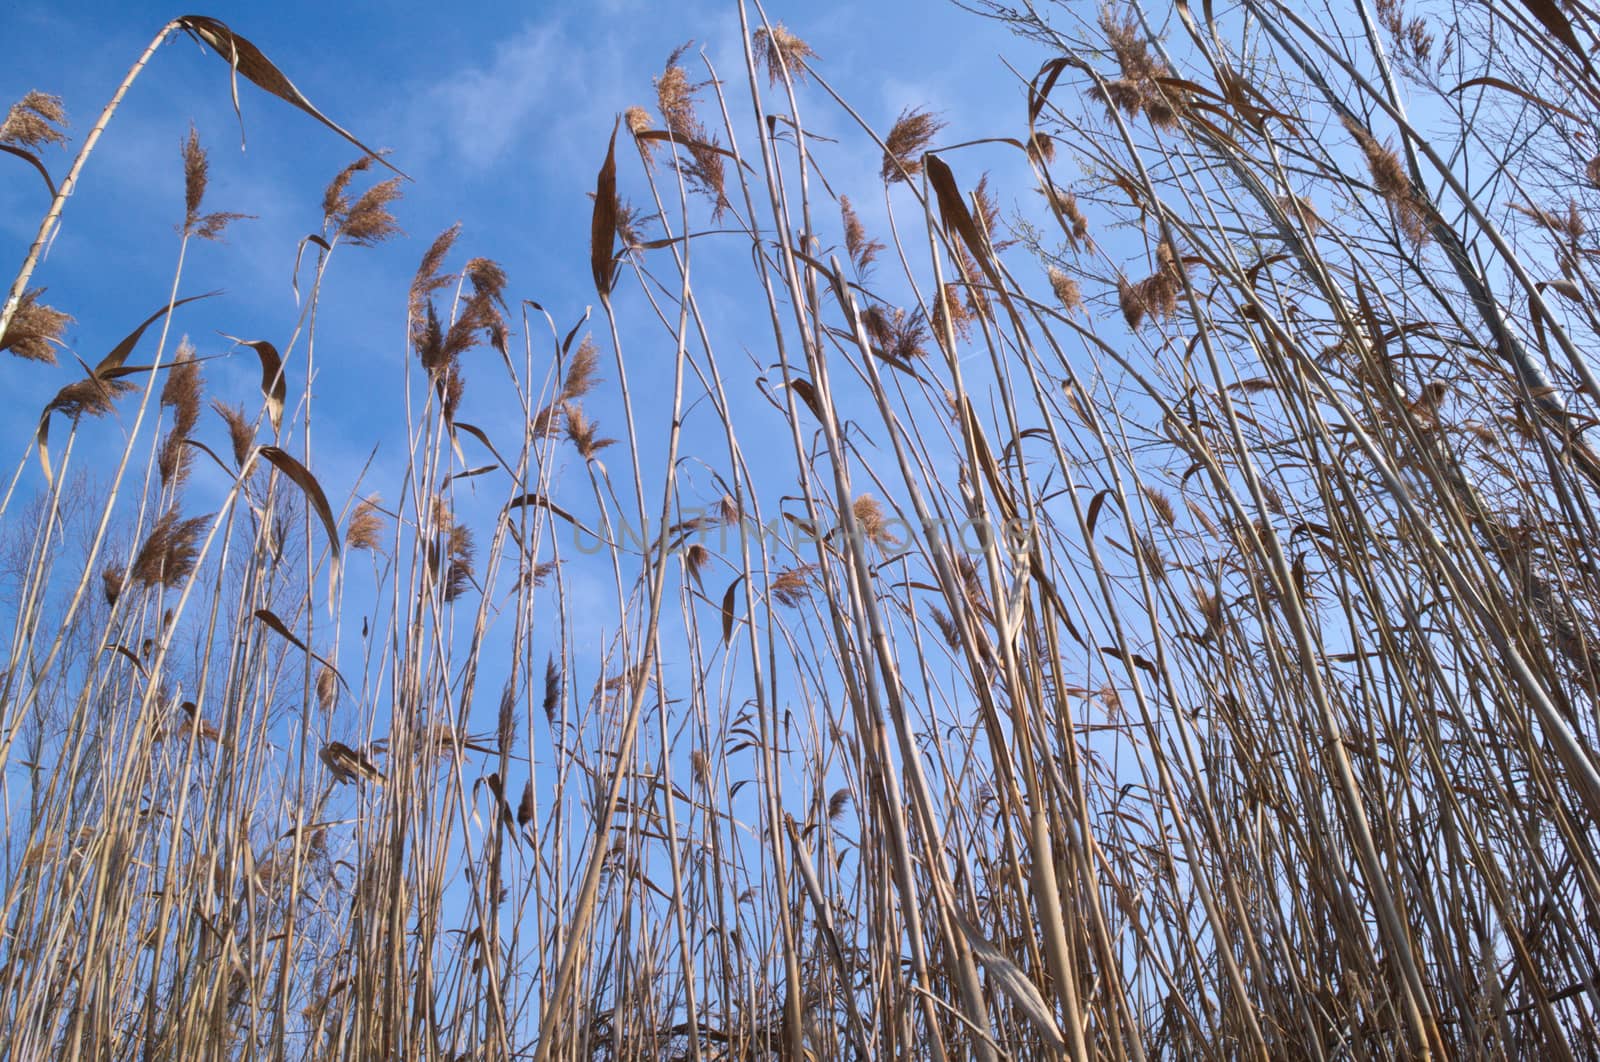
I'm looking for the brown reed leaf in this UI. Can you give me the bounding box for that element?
[319,741,384,785]
[177,17,400,174]
[257,447,340,564]
[592,120,620,298]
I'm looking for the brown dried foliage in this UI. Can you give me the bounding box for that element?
[840,195,884,278]
[1343,116,1429,246]
[47,374,134,419]
[2,288,70,363]
[1,91,66,148]
[180,126,250,240]
[852,495,900,547]
[346,495,385,552]
[771,565,816,607]
[881,107,946,183]
[1048,267,1082,312]
[655,44,729,217]
[752,24,817,85]
[211,399,254,468]
[133,509,209,588]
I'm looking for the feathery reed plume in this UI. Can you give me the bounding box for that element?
[1095,5,1183,129]
[1027,131,1055,164]
[211,399,254,468]
[1140,484,1176,526]
[684,543,710,587]
[1047,266,1082,312]
[1375,0,1435,65]
[180,126,249,240]
[624,105,653,136]
[852,495,899,547]
[315,665,337,713]
[1039,184,1092,251]
[827,788,850,822]
[559,336,602,402]
[655,43,729,216]
[158,340,202,489]
[881,107,945,182]
[840,195,884,278]
[46,373,134,418]
[1276,193,1321,236]
[971,174,1014,252]
[345,494,384,552]
[2,288,70,363]
[160,338,202,426]
[431,502,475,602]
[929,605,961,649]
[771,564,815,607]
[518,780,535,827]
[0,91,66,148]
[543,655,560,724]
[497,678,517,755]
[132,508,209,587]
[321,154,402,244]
[410,223,461,334]
[1116,275,1146,329]
[1342,115,1429,245]
[863,304,929,360]
[1510,200,1585,241]
[1117,236,1185,328]
[933,281,974,345]
[101,565,124,607]
[752,23,817,85]
[562,402,616,460]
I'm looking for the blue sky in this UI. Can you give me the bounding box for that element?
[0,0,1057,593]
[1,0,1057,663]
[1,0,1070,838]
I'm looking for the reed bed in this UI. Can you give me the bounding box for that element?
[1,0,1598,1057]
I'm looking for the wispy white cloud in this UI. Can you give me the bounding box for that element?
[418,22,572,172]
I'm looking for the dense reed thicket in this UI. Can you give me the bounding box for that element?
[2,0,1599,1056]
